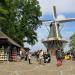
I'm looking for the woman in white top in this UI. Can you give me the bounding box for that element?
[28,52,32,64]
[39,50,44,64]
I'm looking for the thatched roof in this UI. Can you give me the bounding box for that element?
[0,31,21,47]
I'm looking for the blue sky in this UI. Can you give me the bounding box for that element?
[24,0,75,52]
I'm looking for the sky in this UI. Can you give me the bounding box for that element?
[24,0,75,52]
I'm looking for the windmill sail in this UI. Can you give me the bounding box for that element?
[52,6,59,38]
[53,6,57,19]
[55,18,75,23]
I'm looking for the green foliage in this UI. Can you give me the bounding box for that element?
[0,0,42,46]
[69,33,75,50]
[20,0,42,45]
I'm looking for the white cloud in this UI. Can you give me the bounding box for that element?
[61,31,74,40]
[38,0,75,15]
[36,22,50,41]
[31,42,47,52]
[57,15,66,20]
[24,42,31,48]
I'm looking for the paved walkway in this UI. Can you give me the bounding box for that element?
[0,56,75,75]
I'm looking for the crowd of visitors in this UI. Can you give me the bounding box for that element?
[19,48,75,66]
[19,49,51,64]
[35,50,51,64]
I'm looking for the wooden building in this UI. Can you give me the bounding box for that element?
[0,31,22,61]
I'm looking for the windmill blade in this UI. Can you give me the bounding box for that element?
[40,20,52,22]
[52,6,59,38]
[55,18,75,23]
[53,6,57,19]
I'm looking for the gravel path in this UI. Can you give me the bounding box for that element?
[0,56,75,75]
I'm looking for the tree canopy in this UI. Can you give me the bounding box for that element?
[0,0,42,46]
[69,33,75,50]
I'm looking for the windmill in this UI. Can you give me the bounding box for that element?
[42,6,75,55]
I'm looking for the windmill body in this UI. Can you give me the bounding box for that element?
[43,22,67,55]
[43,6,75,55]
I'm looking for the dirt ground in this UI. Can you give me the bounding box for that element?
[0,56,75,75]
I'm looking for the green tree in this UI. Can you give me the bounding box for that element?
[0,0,22,44]
[20,0,42,45]
[69,33,75,50]
[0,0,9,26]
[0,0,42,46]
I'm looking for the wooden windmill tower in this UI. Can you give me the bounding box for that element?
[43,6,75,55]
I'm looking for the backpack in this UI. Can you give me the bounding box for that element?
[56,50,62,59]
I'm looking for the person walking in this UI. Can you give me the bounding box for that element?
[20,50,23,60]
[25,52,28,61]
[28,52,32,64]
[39,50,44,64]
[36,50,40,61]
[47,52,51,63]
[56,49,62,66]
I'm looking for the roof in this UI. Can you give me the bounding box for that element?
[0,31,21,47]
[43,37,68,43]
